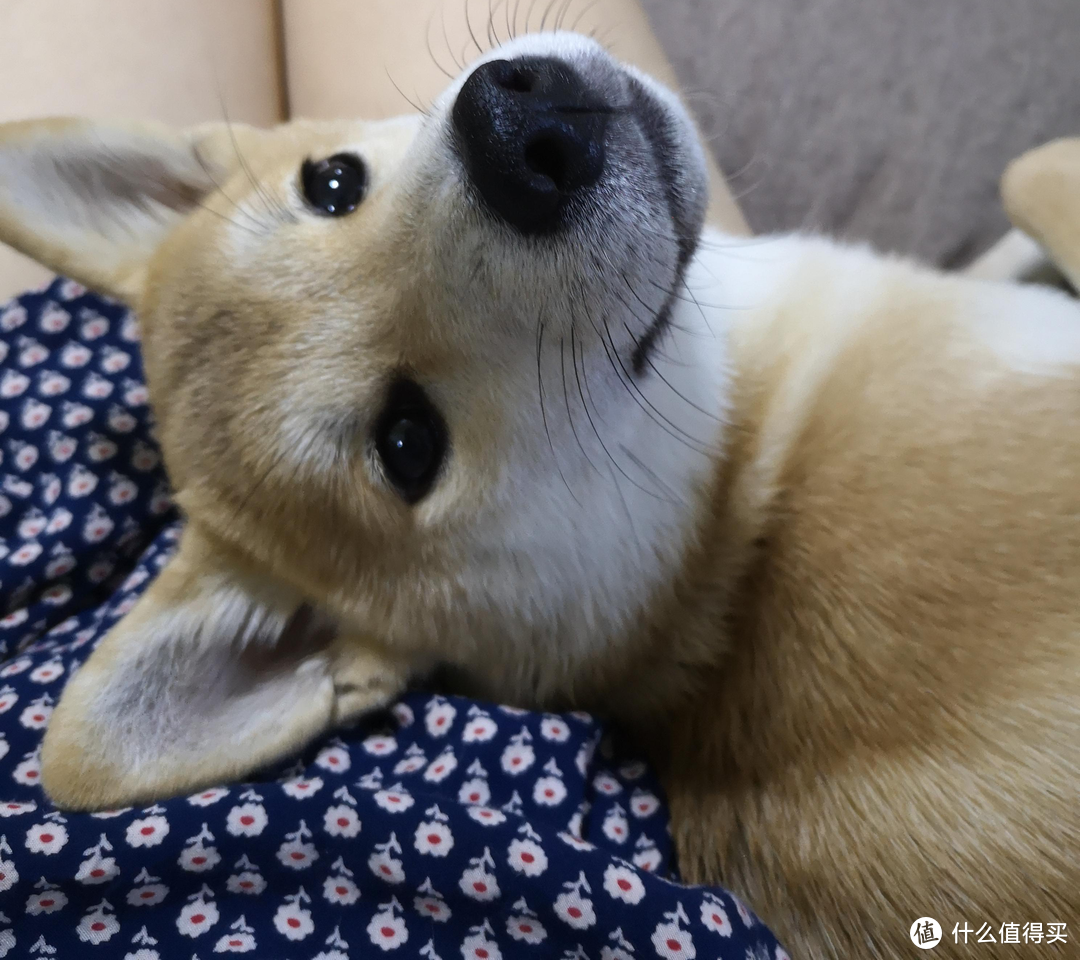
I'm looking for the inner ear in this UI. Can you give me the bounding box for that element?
[38,145,213,229]
[40,524,411,811]
[108,605,339,763]
[39,527,340,810]
[0,119,222,301]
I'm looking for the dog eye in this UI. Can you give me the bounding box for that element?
[374,380,447,503]
[301,153,366,216]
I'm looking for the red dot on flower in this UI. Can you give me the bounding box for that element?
[511,758,521,765]
[520,924,533,933]
[434,766,444,774]
[328,756,339,764]
[336,886,348,895]
[191,914,205,924]
[521,852,534,863]
[544,789,554,797]
[239,882,253,889]
[618,878,632,891]
[290,852,304,860]
[297,783,309,790]
[337,817,349,827]
[469,793,480,802]
[201,792,214,798]
[230,940,242,947]
[381,865,391,875]
[666,940,681,951]
[140,826,154,835]
[712,914,723,924]
[240,816,254,825]
[426,903,438,912]
[40,899,54,907]
[476,950,489,958]
[567,907,582,918]
[192,856,206,865]
[436,717,446,726]
[91,922,105,931]
[140,891,155,899]
[26,770,38,779]
[90,868,105,877]
[388,796,400,804]
[473,882,487,892]
[381,926,395,938]
[427,833,441,844]
[287,918,300,928]
[33,714,44,722]
[39,832,53,843]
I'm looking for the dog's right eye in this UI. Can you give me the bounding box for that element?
[301,153,366,216]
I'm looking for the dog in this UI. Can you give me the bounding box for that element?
[0,31,1076,960]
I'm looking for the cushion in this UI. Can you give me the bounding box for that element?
[646,0,1080,267]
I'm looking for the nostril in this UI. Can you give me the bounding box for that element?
[452,57,608,233]
[524,132,574,191]
[498,66,537,94]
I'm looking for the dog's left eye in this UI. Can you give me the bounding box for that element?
[301,153,367,216]
[374,380,448,503]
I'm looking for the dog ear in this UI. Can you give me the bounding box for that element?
[0,118,234,302]
[41,525,407,811]
[1002,138,1080,293]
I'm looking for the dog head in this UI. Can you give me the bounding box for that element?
[0,33,725,807]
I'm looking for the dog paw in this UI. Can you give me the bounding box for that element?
[330,638,411,723]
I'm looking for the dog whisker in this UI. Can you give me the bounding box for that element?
[536,315,581,506]
[463,0,486,58]
[218,98,297,228]
[568,0,600,34]
[560,332,605,478]
[440,2,466,72]
[385,68,432,117]
[572,322,675,502]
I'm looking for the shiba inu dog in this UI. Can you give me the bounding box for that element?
[0,30,1076,960]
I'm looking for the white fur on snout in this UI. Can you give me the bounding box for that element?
[412,249,731,702]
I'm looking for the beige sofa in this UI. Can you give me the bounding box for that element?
[2,0,1077,298]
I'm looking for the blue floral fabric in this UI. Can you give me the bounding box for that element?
[0,279,788,959]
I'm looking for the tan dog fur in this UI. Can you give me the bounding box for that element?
[0,33,1077,960]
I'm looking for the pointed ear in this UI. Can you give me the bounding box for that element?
[1002,138,1080,292]
[41,526,409,811]
[0,118,224,302]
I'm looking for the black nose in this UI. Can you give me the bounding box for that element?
[451,57,608,235]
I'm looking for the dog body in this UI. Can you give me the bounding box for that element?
[0,32,1077,959]
[646,235,1080,959]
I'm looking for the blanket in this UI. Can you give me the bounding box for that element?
[0,279,788,959]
